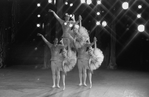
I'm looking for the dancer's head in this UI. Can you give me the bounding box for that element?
[88,47,93,54]
[54,38,58,44]
[65,13,70,21]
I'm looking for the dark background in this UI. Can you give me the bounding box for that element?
[1,0,149,71]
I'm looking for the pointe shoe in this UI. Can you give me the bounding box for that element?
[57,85,60,88]
[79,83,82,86]
[84,83,87,86]
[89,84,92,88]
[63,86,65,90]
[52,85,56,88]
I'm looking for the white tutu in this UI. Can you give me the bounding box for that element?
[74,26,90,49]
[89,48,104,70]
[63,49,77,72]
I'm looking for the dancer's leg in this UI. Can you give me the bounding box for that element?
[51,62,56,88]
[62,73,66,90]
[78,62,83,86]
[88,70,92,88]
[56,70,60,88]
[83,68,87,86]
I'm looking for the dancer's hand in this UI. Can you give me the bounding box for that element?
[79,15,82,20]
[49,9,54,13]
[94,37,97,42]
[37,33,42,37]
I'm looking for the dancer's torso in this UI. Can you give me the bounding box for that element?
[77,46,90,60]
[50,45,63,60]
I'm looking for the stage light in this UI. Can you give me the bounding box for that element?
[137,14,141,18]
[70,3,73,7]
[80,0,85,4]
[69,14,73,17]
[97,0,101,5]
[96,21,100,25]
[96,12,100,15]
[102,21,107,27]
[37,14,41,18]
[37,24,40,27]
[48,0,52,3]
[65,1,68,5]
[86,0,92,5]
[138,24,145,32]
[122,2,129,10]
[138,5,142,9]
[37,3,41,7]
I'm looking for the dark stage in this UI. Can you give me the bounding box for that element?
[0,66,149,97]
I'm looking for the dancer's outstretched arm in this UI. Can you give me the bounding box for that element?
[37,33,52,48]
[49,9,64,25]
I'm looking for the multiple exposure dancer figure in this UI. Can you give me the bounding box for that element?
[49,9,77,48]
[37,33,65,89]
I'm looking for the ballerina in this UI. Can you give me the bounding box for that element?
[37,33,65,89]
[88,37,104,88]
[61,39,77,90]
[49,9,79,48]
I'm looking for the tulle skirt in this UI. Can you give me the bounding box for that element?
[74,26,90,49]
[89,48,104,70]
[63,50,77,72]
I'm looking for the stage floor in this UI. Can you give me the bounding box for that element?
[0,66,149,97]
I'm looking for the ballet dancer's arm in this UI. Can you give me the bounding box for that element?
[37,33,52,48]
[49,9,64,25]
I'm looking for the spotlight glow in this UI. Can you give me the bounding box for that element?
[80,0,85,4]
[137,14,141,18]
[97,0,101,5]
[102,21,107,27]
[122,2,129,10]
[97,12,100,15]
[65,2,68,5]
[70,3,73,7]
[138,24,145,32]
[37,3,41,7]
[37,14,41,18]
[87,0,92,5]
[48,0,52,3]
[138,5,142,9]
[96,21,100,25]
[37,24,40,27]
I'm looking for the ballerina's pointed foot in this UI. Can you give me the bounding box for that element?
[90,84,92,88]
[57,85,60,88]
[52,85,56,88]
[63,86,65,90]
[84,83,87,87]
[79,83,82,86]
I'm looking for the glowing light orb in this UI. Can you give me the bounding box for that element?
[102,21,107,27]
[70,3,73,7]
[37,3,41,7]
[96,21,100,25]
[37,24,40,27]
[87,0,92,5]
[65,2,68,5]
[48,0,52,3]
[137,14,141,18]
[80,0,85,4]
[138,5,142,9]
[122,2,129,10]
[37,14,41,18]
[97,0,101,5]
[138,24,145,32]
[97,12,100,15]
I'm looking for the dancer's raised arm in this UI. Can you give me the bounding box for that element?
[49,9,64,25]
[37,33,52,48]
